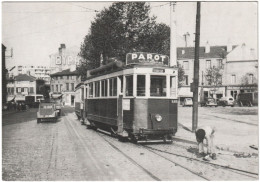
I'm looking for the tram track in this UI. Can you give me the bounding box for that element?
[141,144,258,179]
[94,129,258,180]
[96,130,210,181]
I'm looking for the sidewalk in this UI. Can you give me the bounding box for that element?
[2,109,18,116]
[176,107,258,155]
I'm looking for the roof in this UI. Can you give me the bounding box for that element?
[50,69,79,77]
[15,74,36,82]
[177,46,229,60]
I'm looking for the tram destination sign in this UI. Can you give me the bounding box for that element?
[126,52,169,66]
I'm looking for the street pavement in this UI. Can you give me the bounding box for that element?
[2,105,258,180]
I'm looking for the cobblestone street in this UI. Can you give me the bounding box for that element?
[2,106,258,180]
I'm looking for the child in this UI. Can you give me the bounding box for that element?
[195,126,216,160]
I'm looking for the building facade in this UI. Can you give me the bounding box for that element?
[223,44,258,99]
[177,44,229,102]
[16,65,51,84]
[177,43,258,103]
[7,74,37,101]
[50,68,81,106]
[49,44,81,74]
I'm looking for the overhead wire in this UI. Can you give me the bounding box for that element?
[4,10,97,13]
[68,3,99,12]
[3,18,88,40]
[3,6,53,27]
[150,2,170,8]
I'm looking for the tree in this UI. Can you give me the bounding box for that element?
[78,2,173,74]
[177,62,185,87]
[205,66,223,86]
[205,66,223,97]
[36,79,50,99]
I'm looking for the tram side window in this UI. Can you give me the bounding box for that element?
[101,80,107,97]
[119,76,123,94]
[137,75,146,96]
[125,75,133,96]
[109,78,117,96]
[89,83,93,98]
[95,81,100,97]
[150,76,166,97]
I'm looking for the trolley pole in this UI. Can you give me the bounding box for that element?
[192,2,201,132]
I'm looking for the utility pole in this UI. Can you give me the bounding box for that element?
[170,2,177,67]
[192,2,201,132]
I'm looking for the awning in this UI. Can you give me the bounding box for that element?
[178,88,193,97]
[51,94,63,99]
[7,96,15,102]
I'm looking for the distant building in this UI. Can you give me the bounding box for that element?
[7,74,37,102]
[49,44,81,74]
[223,43,258,99]
[16,65,51,84]
[177,43,258,103]
[50,68,81,106]
[177,43,230,102]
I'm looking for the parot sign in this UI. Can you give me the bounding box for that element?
[126,52,169,66]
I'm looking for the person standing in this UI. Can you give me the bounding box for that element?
[195,126,216,160]
[80,101,84,125]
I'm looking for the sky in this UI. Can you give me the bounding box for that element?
[2,1,258,69]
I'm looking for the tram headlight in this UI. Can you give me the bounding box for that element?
[155,114,162,122]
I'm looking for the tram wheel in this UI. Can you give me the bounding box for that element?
[118,136,128,142]
[130,135,138,144]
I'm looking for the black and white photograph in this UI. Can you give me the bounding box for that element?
[2,1,258,181]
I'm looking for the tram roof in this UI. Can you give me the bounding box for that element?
[85,63,176,80]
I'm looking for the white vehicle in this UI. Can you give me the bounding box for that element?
[218,96,235,107]
[183,98,193,107]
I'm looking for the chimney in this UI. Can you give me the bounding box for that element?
[183,32,190,47]
[60,44,66,49]
[227,39,232,52]
[59,44,66,55]
[205,41,210,53]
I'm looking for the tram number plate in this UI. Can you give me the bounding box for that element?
[123,99,130,110]
[171,100,178,103]
[153,68,165,73]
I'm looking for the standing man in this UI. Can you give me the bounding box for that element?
[80,101,84,125]
[195,126,216,160]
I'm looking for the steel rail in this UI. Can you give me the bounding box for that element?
[141,145,258,177]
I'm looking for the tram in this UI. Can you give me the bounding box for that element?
[80,52,178,142]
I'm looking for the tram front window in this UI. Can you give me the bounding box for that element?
[150,76,166,97]
[125,75,133,96]
[137,75,146,96]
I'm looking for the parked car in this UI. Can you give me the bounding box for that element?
[37,103,58,123]
[218,96,235,107]
[183,98,193,107]
[201,98,218,107]
[53,99,62,116]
